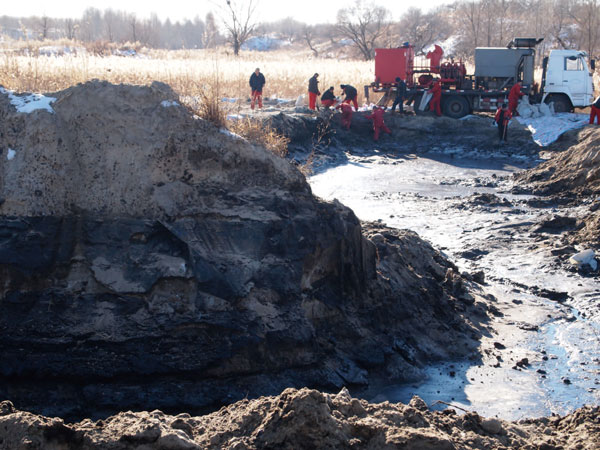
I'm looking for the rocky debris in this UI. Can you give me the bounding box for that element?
[457,193,513,209]
[570,211,600,247]
[1,389,599,450]
[532,215,580,234]
[0,81,490,419]
[530,287,570,302]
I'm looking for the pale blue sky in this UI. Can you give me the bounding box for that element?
[4,0,451,23]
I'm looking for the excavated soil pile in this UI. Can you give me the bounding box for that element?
[515,127,600,197]
[0,81,490,419]
[514,126,600,247]
[1,389,599,450]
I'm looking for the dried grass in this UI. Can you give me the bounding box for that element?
[0,44,374,103]
[229,118,290,158]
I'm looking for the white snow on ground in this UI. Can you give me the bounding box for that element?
[515,113,589,146]
[160,100,179,108]
[227,114,244,120]
[0,87,56,114]
[38,46,86,56]
[219,128,245,140]
[6,148,16,160]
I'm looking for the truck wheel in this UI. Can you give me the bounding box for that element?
[545,95,572,113]
[443,96,470,119]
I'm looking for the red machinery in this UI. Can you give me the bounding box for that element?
[365,37,550,118]
[372,43,466,90]
[374,47,414,85]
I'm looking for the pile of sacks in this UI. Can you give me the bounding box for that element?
[517,95,555,118]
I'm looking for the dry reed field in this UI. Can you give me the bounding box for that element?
[0,41,374,105]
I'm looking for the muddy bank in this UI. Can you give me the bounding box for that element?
[514,126,600,253]
[1,388,599,450]
[515,127,600,197]
[0,81,490,419]
[260,108,541,172]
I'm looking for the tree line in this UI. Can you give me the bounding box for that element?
[1,0,599,61]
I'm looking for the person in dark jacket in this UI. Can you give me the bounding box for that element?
[340,84,358,110]
[391,77,407,113]
[321,86,336,109]
[249,68,266,110]
[308,73,320,110]
[495,103,512,142]
[590,96,600,124]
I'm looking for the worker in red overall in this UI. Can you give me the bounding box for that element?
[495,103,512,142]
[508,82,524,115]
[590,96,600,124]
[429,80,442,116]
[336,102,353,130]
[365,106,392,141]
[308,73,320,110]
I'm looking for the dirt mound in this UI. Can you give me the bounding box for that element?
[1,389,598,450]
[514,126,600,249]
[514,126,600,197]
[0,80,304,217]
[0,82,490,419]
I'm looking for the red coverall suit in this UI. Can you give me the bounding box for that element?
[590,96,600,124]
[336,102,353,130]
[508,83,523,115]
[429,81,442,116]
[495,106,512,142]
[365,108,391,141]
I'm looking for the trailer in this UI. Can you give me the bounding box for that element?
[365,38,595,118]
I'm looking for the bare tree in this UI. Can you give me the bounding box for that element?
[569,0,600,58]
[336,0,390,60]
[64,18,78,40]
[130,13,138,42]
[217,0,258,55]
[204,12,219,48]
[274,17,304,43]
[37,15,50,40]
[104,9,117,42]
[398,7,451,55]
[303,25,319,57]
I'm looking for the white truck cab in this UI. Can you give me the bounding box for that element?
[542,49,595,112]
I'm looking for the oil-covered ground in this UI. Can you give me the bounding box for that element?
[308,132,599,420]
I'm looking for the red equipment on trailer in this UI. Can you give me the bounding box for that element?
[374,47,414,86]
[364,39,546,118]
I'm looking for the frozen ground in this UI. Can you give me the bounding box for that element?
[309,149,600,420]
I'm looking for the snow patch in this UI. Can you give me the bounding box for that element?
[160,100,179,108]
[219,128,245,140]
[242,36,284,51]
[6,148,16,160]
[0,87,56,114]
